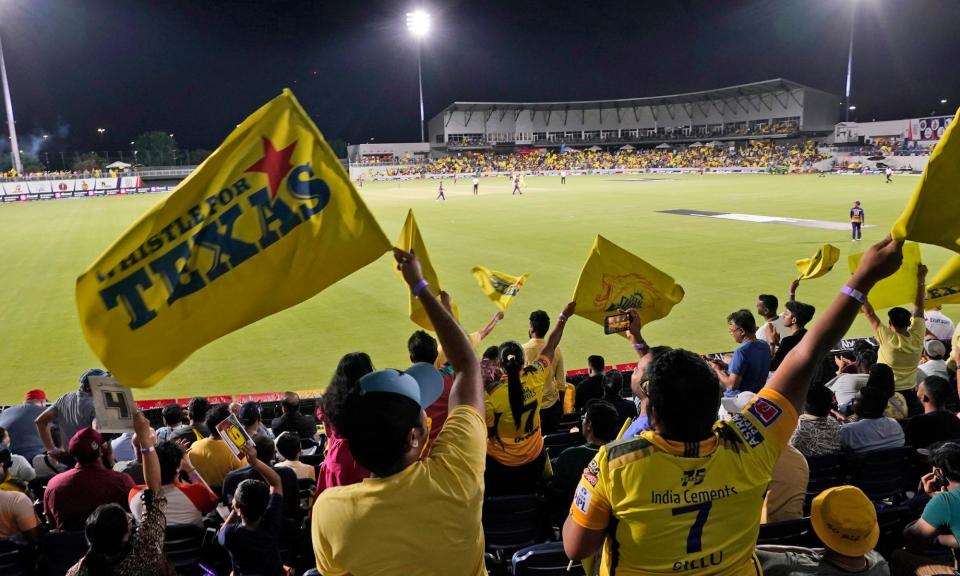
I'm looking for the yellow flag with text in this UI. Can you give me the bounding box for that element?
[795,244,840,280]
[572,235,684,328]
[892,109,960,253]
[847,242,922,309]
[471,266,528,310]
[76,90,392,387]
[396,210,458,330]
[925,256,960,308]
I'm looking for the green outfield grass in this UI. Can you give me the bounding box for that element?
[0,173,954,404]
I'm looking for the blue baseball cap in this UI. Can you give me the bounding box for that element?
[357,363,444,409]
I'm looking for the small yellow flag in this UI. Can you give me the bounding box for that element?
[848,242,922,309]
[925,256,960,308]
[395,210,457,330]
[795,244,840,280]
[572,235,684,328]
[75,90,392,387]
[892,109,960,253]
[471,266,528,310]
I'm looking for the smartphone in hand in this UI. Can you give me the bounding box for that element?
[604,313,631,335]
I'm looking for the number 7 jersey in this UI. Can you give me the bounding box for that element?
[569,387,798,576]
[485,356,550,466]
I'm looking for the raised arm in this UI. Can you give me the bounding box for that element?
[394,248,483,413]
[540,302,576,363]
[477,310,505,340]
[35,407,60,458]
[241,444,282,495]
[861,299,882,332]
[788,279,800,303]
[767,236,904,412]
[625,308,650,359]
[133,412,160,493]
[914,264,928,317]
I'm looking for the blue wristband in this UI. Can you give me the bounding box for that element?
[412,279,429,297]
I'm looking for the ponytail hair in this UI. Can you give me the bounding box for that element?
[499,342,526,426]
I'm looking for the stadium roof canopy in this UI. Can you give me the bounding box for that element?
[435,78,833,114]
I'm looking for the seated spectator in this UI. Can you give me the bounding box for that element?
[485,303,573,495]
[110,432,135,463]
[755,293,789,344]
[221,435,298,517]
[900,442,960,573]
[563,238,901,574]
[169,397,211,447]
[574,355,606,411]
[275,432,316,481]
[523,309,566,434]
[35,368,104,467]
[0,428,35,486]
[155,403,186,443]
[218,445,285,576]
[312,248,491,574]
[112,428,146,485]
[713,309,771,396]
[840,387,905,453]
[0,389,47,462]
[865,364,909,420]
[601,369,638,427]
[826,350,875,409]
[768,300,816,371]
[315,352,373,495]
[0,474,40,540]
[790,384,841,457]
[480,345,502,392]
[239,401,272,440]
[130,440,217,527]
[924,305,955,342]
[918,339,950,381]
[904,376,960,449]
[44,427,136,530]
[757,486,888,576]
[67,412,171,576]
[187,405,242,489]
[270,392,317,440]
[552,399,618,503]
[861,266,927,413]
[408,328,453,449]
[761,443,809,523]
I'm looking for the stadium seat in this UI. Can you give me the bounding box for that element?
[803,454,846,514]
[482,494,544,564]
[163,524,208,574]
[757,517,813,547]
[0,538,31,576]
[511,542,585,576]
[873,505,914,558]
[38,530,87,576]
[542,432,583,457]
[848,446,913,505]
[557,412,582,430]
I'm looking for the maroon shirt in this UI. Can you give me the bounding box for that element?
[44,462,136,530]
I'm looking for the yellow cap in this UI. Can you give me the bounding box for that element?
[810,486,879,557]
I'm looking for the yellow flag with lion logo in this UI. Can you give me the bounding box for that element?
[76,89,392,388]
[471,266,527,310]
[572,235,684,329]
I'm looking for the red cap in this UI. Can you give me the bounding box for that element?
[67,427,103,461]
[24,389,46,402]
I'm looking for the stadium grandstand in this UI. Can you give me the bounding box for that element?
[428,78,839,151]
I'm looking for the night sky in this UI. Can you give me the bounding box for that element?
[2,0,957,153]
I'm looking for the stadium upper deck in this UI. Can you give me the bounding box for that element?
[428,78,839,151]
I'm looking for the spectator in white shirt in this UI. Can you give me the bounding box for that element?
[827,350,876,409]
[129,441,218,527]
[840,387,905,453]
[275,432,316,481]
[925,306,955,341]
[756,294,790,342]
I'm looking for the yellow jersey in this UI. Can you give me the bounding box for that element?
[522,338,564,409]
[875,318,925,391]
[569,387,797,576]
[486,356,550,466]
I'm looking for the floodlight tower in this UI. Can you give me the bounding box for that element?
[844,0,856,122]
[406,10,430,143]
[0,31,22,174]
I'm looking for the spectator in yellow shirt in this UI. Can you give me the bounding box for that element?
[188,405,242,489]
[523,310,566,434]
[861,263,928,414]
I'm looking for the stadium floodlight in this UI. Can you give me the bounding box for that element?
[97,128,106,135]
[406,10,430,142]
[941,99,948,104]
[844,1,856,122]
[0,31,21,175]
[848,105,857,110]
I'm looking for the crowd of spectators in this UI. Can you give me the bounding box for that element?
[372,141,830,177]
[1,239,960,575]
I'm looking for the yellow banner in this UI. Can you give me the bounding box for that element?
[926,255,960,308]
[847,242,922,309]
[572,235,684,328]
[76,90,391,387]
[471,266,528,310]
[395,210,457,330]
[892,109,960,253]
[795,244,840,280]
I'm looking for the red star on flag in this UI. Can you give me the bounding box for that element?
[246,137,297,200]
